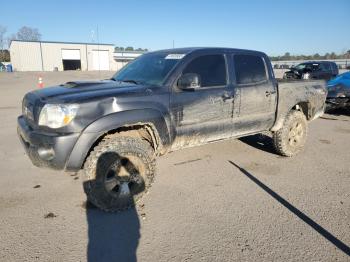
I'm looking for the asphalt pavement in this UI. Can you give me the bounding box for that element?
[0,72,349,261]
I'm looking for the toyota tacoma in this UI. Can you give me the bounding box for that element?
[18,48,327,212]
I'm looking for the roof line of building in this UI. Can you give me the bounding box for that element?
[10,40,114,46]
[114,50,147,54]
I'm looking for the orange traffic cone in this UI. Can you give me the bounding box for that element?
[38,76,44,88]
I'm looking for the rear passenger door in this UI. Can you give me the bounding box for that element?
[232,54,277,134]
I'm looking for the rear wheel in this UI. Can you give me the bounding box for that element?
[273,110,307,157]
[82,135,155,212]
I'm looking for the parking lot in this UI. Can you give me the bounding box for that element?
[0,71,349,261]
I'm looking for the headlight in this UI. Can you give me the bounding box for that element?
[38,104,79,128]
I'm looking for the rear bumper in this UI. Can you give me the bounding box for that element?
[17,116,80,170]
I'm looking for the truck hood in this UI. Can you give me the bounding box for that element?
[31,80,150,103]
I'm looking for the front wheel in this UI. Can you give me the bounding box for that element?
[82,135,155,212]
[273,110,308,157]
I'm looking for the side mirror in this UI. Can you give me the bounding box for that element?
[178,73,201,90]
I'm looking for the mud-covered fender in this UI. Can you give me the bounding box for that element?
[270,80,327,132]
[65,109,170,171]
[270,101,310,132]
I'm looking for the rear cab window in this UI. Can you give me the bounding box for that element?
[233,54,267,85]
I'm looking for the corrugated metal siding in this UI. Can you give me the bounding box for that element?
[10,41,122,72]
[41,43,87,71]
[10,41,43,71]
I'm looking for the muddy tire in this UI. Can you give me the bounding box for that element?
[273,110,308,157]
[82,135,155,212]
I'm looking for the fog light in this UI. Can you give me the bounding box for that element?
[37,147,55,161]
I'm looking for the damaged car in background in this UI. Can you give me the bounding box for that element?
[283,61,338,80]
[326,71,350,111]
[17,47,327,212]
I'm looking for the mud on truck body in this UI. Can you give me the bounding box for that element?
[17,47,327,211]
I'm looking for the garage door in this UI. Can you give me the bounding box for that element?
[61,49,81,60]
[92,50,109,70]
[61,49,81,71]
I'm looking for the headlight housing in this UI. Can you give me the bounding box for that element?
[38,104,79,128]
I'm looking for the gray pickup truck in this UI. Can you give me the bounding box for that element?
[17,47,327,211]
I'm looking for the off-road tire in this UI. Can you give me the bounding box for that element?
[273,110,308,157]
[82,135,156,212]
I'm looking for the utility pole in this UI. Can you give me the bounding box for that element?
[96,25,100,78]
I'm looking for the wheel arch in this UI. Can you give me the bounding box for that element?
[271,101,311,132]
[65,109,171,171]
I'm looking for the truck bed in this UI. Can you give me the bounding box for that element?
[271,79,327,131]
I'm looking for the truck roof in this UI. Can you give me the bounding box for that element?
[301,61,336,64]
[148,47,267,56]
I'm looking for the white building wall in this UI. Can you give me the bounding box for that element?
[10,41,43,71]
[85,45,121,71]
[41,43,87,71]
[10,41,120,72]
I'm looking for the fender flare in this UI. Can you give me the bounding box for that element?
[271,101,311,132]
[65,109,170,171]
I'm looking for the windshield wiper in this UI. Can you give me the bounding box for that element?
[111,78,146,85]
[112,79,143,85]
[122,79,140,84]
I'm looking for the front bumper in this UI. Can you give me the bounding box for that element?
[17,116,80,170]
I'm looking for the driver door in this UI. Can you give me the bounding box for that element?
[170,54,236,149]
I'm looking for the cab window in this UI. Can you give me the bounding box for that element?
[182,55,227,87]
[233,54,267,85]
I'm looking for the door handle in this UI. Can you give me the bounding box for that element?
[265,90,276,97]
[221,93,233,101]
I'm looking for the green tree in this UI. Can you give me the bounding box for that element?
[346,50,350,59]
[114,46,124,51]
[0,50,10,62]
[329,52,337,59]
[282,52,291,60]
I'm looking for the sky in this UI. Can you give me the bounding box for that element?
[1,0,349,56]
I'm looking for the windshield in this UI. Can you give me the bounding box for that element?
[294,63,306,70]
[112,53,184,86]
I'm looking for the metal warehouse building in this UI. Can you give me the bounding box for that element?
[10,40,123,72]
